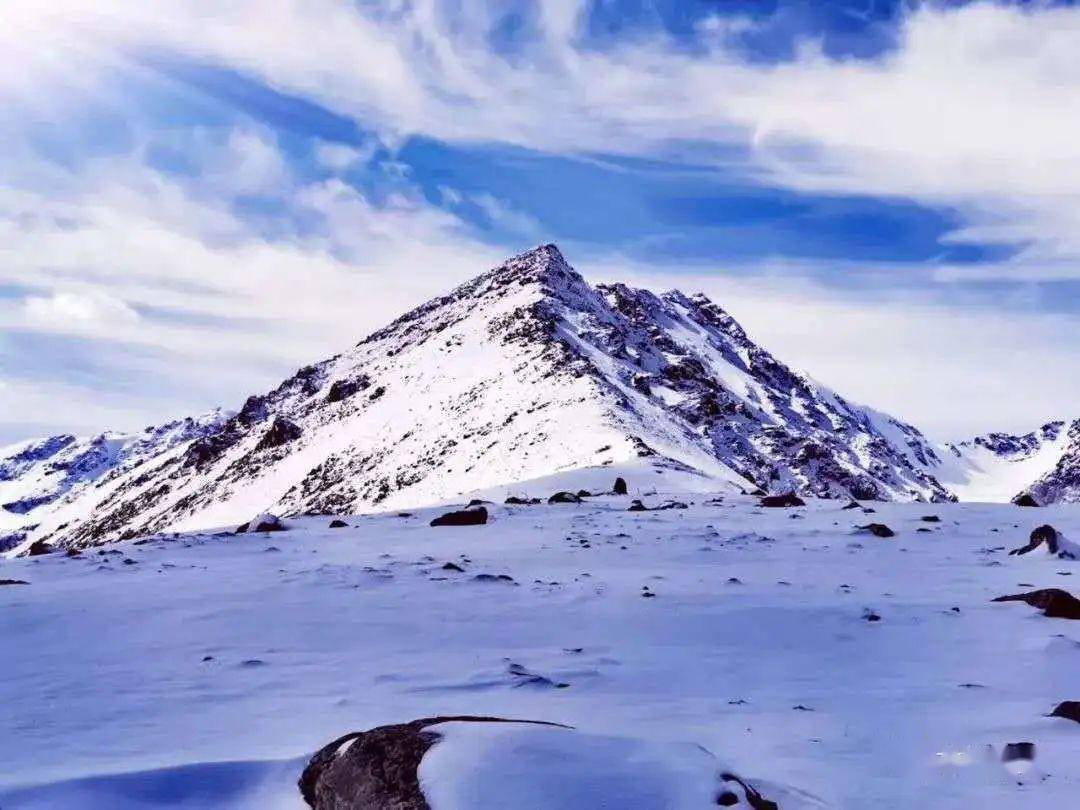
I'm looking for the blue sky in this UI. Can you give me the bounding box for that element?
[1,0,1078,442]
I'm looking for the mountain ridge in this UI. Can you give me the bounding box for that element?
[2,244,1074,552]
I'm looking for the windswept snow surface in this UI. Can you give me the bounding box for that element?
[2,489,1079,808]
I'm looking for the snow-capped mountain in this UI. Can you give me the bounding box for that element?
[1,244,975,550]
[0,413,230,552]
[941,419,1080,505]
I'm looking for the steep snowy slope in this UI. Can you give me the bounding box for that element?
[940,420,1080,504]
[3,245,956,551]
[0,413,228,552]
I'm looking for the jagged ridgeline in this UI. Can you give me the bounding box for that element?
[1,245,1075,551]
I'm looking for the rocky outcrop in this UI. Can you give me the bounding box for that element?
[993,588,1080,620]
[429,507,488,527]
[299,716,562,810]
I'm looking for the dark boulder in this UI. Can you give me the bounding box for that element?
[992,588,1080,619]
[760,493,805,508]
[255,417,302,451]
[237,513,287,534]
[328,519,348,529]
[430,507,488,527]
[19,539,54,557]
[841,500,861,510]
[0,579,29,586]
[299,716,562,810]
[547,491,582,504]
[1009,524,1065,556]
[613,477,628,495]
[1049,701,1080,723]
[1013,493,1040,507]
[627,499,649,512]
[326,376,368,403]
[504,496,540,505]
[655,500,688,511]
[856,523,895,538]
[921,515,941,523]
[1001,742,1036,763]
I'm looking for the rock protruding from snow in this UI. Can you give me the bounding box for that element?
[430,507,488,527]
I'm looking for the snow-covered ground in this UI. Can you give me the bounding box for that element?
[2,483,1079,808]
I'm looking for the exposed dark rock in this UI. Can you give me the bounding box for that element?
[1009,524,1064,556]
[504,496,541,505]
[440,562,465,573]
[575,489,592,498]
[299,717,566,810]
[720,773,780,810]
[993,588,1080,619]
[1001,742,1036,763]
[328,519,348,529]
[921,515,941,522]
[856,523,895,538]
[547,491,582,504]
[0,578,29,586]
[255,417,302,451]
[613,476,628,495]
[237,513,286,534]
[760,493,805,508]
[655,500,689,510]
[19,539,54,557]
[841,500,861,510]
[472,573,515,584]
[326,376,369,403]
[1049,700,1080,723]
[430,507,488,527]
[627,499,649,512]
[1013,493,1040,507]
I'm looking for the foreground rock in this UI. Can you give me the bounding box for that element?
[300,717,786,810]
[299,716,560,809]
[993,588,1080,619]
[1008,524,1079,559]
[1050,701,1080,724]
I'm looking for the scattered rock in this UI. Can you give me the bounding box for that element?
[504,496,540,505]
[472,573,515,584]
[855,523,895,538]
[441,562,465,573]
[548,491,582,504]
[760,493,805,508]
[430,507,488,527]
[921,515,941,523]
[1001,742,1036,763]
[841,500,861,510]
[254,416,302,451]
[237,513,287,533]
[993,588,1080,619]
[627,499,649,512]
[1049,701,1080,723]
[1009,524,1079,559]
[0,578,29,586]
[328,519,348,529]
[655,500,688,510]
[862,608,882,622]
[18,539,55,557]
[613,477,628,495]
[1013,493,1040,507]
[720,773,780,810]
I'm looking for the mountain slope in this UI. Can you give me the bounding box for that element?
[3,245,958,550]
[941,419,1080,504]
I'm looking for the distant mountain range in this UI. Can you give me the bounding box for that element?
[2,245,1075,552]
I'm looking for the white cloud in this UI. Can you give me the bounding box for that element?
[23,290,140,331]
